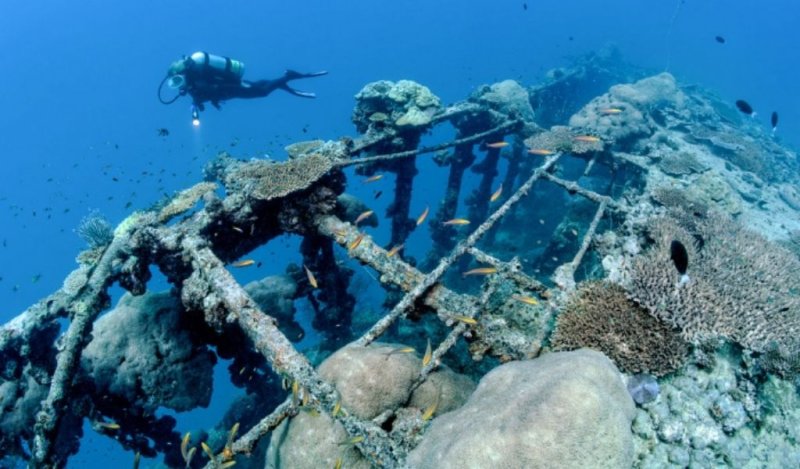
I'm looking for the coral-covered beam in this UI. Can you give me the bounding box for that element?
[31,237,127,466]
[173,234,403,467]
[339,118,522,168]
[342,152,562,345]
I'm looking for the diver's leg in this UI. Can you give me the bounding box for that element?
[236,70,328,99]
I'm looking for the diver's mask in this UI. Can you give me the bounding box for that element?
[167,74,186,90]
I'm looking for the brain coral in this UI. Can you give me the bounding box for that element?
[551,281,689,376]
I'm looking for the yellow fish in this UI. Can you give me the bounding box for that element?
[304,265,318,289]
[185,447,197,468]
[512,294,538,306]
[292,380,300,406]
[232,259,255,268]
[453,315,477,325]
[527,148,555,156]
[332,400,342,418]
[422,399,438,421]
[422,338,432,367]
[462,267,497,277]
[334,457,343,469]
[573,135,601,143]
[224,422,239,459]
[490,184,503,203]
[348,233,365,251]
[443,218,470,226]
[600,107,624,115]
[387,243,404,257]
[339,435,365,446]
[354,210,374,226]
[181,432,192,462]
[220,462,237,469]
[416,205,430,226]
[134,452,141,469]
[201,441,215,461]
[231,226,244,233]
[96,421,120,431]
[487,141,509,149]
[363,174,384,183]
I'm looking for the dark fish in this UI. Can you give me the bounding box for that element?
[670,240,688,275]
[523,2,527,10]
[715,35,725,44]
[771,111,779,132]
[157,128,170,137]
[374,190,383,200]
[735,100,755,117]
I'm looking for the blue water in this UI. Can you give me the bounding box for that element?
[1,0,798,466]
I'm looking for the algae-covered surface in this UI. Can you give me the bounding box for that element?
[2,2,800,468]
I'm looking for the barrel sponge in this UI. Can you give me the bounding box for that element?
[407,349,635,469]
[552,281,689,376]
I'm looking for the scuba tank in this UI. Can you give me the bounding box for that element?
[159,51,246,108]
[187,51,245,80]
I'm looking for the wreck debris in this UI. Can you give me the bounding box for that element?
[3,66,800,468]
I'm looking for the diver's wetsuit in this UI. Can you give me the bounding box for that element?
[187,69,328,111]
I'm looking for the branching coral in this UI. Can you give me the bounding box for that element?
[551,281,688,376]
[626,212,800,375]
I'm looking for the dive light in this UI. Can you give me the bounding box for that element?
[191,106,200,127]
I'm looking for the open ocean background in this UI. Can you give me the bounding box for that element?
[1,0,798,466]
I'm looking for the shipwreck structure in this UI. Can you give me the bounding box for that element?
[3,52,800,468]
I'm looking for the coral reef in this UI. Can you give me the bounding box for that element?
[352,80,442,135]
[632,348,800,467]
[627,212,800,375]
[266,344,475,468]
[82,292,216,412]
[407,349,635,469]
[551,281,689,376]
[4,63,800,468]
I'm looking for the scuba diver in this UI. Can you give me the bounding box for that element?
[158,51,327,125]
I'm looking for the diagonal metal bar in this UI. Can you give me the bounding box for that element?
[540,172,623,210]
[553,201,607,292]
[337,119,522,168]
[173,233,404,468]
[31,239,127,467]
[353,152,562,346]
[466,247,549,295]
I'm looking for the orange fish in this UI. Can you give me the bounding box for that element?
[600,107,624,115]
[527,148,555,156]
[573,135,601,143]
[487,141,509,149]
[443,218,470,226]
[462,267,497,277]
[416,206,430,226]
[363,174,383,183]
[387,243,404,257]
[354,210,374,226]
[232,259,255,268]
[490,184,503,203]
[348,233,365,251]
[304,265,318,289]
